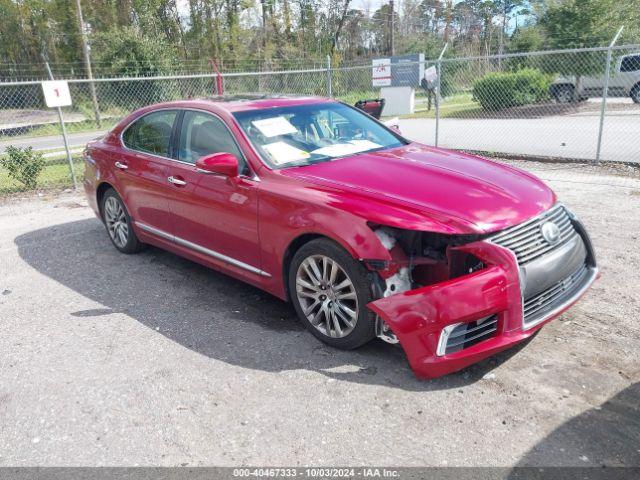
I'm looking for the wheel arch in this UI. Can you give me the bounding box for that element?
[96,181,116,220]
[630,82,640,102]
[281,233,339,302]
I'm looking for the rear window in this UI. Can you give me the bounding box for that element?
[620,55,640,73]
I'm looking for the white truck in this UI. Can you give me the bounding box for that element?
[550,53,640,103]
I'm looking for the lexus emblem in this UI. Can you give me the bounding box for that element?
[541,222,561,245]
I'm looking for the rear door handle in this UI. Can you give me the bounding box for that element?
[115,161,128,170]
[168,176,187,186]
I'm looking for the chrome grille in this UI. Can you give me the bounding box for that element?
[523,263,589,326]
[490,204,577,265]
[444,315,498,355]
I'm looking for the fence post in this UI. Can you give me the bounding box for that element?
[43,60,78,190]
[435,43,448,148]
[75,0,101,128]
[596,26,624,163]
[326,55,332,97]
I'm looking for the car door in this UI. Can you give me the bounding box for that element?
[164,109,263,277]
[115,109,178,236]
[617,54,640,94]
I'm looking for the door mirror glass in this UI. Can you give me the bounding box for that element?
[196,152,239,177]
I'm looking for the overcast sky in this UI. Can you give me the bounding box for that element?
[175,0,394,21]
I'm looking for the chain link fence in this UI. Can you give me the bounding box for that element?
[1,45,639,194]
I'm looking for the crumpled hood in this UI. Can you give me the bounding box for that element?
[281,143,556,234]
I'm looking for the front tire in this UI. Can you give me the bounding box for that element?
[289,238,377,350]
[101,188,144,254]
[553,85,575,104]
[631,85,640,104]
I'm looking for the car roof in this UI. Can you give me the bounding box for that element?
[161,95,336,113]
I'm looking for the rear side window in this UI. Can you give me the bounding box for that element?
[122,110,177,157]
[620,55,640,72]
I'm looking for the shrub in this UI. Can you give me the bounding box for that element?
[1,146,46,189]
[472,68,552,111]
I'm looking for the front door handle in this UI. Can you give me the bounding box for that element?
[168,176,187,186]
[115,161,128,170]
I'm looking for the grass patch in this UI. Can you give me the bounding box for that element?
[403,93,483,119]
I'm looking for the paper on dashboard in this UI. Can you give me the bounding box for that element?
[252,117,298,137]
[311,140,381,158]
[263,141,310,165]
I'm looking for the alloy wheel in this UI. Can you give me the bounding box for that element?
[295,255,358,338]
[556,87,573,103]
[104,196,129,249]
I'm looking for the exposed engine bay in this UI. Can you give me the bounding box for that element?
[367,226,487,343]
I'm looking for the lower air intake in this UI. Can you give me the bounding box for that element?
[440,315,499,356]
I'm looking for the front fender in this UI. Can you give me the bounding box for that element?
[257,180,394,299]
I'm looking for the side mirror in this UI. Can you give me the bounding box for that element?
[195,152,239,177]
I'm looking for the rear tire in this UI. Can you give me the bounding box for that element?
[631,85,640,104]
[101,188,144,254]
[288,238,377,350]
[553,85,575,104]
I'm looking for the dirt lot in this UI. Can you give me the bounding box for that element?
[0,160,638,467]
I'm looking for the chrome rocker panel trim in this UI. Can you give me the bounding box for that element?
[135,222,271,278]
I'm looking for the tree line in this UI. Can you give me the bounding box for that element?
[0,0,639,80]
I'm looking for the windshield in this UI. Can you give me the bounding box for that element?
[232,102,405,169]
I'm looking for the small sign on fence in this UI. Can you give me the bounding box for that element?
[372,54,425,88]
[372,58,392,87]
[41,80,72,108]
[423,66,438,87]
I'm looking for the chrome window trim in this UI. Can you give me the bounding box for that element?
[135,221,270,278]
[118,106,260,181]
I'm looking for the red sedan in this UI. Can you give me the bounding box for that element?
[83,96,598,378]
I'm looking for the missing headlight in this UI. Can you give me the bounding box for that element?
[368,224,486,291]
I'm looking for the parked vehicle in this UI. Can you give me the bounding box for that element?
[550,53,640,103]
[83,95,598,378]
[354,98,385,119]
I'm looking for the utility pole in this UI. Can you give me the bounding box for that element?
[75,0,101,127]
[389,0,395,56]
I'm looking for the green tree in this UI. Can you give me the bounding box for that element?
[92,26,176,76]
[539,0,623,99]
[91,27,178,107]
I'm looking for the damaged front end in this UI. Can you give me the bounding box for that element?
[364,220,596,379]
[365,227,489,345]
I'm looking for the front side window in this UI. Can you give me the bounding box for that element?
[232,102,406,169]
[177,111,246,172]
[620,55,640,72]
[122,110,177,157]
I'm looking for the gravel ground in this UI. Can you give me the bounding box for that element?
[0,160,638,467]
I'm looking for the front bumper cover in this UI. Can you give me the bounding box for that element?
[367,226,598,379]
